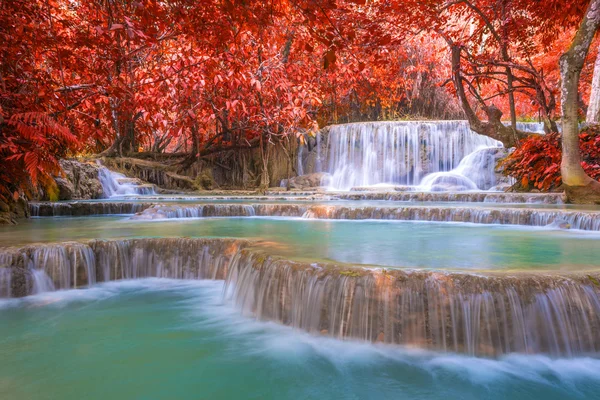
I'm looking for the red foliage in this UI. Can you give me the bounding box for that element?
[0,0,596,198]
[502,127,600,191]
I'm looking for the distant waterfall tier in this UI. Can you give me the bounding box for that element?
[334,191,564,204]
[324,121,503,191]
[30,201,155,217]
[125,203,600,231]
[2,238,600,357]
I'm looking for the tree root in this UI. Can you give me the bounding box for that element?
[564,179,600,204]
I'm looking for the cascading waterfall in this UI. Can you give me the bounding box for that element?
[97,164,155,197]
[419,147,499,191]
[302,205,600,230]
[128,203,600,231]
[324,121,502,190]
[131,204,305,220]
[224,250,600,357]
[322,121,545,191]
[3,237,596,357]
[0,238,247,297]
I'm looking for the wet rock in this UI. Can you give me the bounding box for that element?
[281,172,331,189]
[55,177,75,200]
[51,159,104,200]
[30,201,153,217]
[116,177,145,185]
[9,268,33,297]
[195,172,216,190]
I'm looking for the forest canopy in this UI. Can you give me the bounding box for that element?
[1,0,598,199]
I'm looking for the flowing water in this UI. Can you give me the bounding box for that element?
[1,216,599,270]
[97,165,155,197]
[324,121,502,190]
[2,279,599,400]
[1,121,599,399]
[322,121,545,191]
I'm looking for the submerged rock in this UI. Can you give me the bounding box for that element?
[30,201,154,217]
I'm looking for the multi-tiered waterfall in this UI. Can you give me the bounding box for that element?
[320,121,539,191]
[324,121,501,191]
[2,238,600,357]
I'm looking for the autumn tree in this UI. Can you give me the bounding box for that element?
[0,0,81,201]
[560,0,600,203]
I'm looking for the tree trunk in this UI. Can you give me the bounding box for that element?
[180,124,200,170]
[586,44,600,123]
[258,132,270,190]
[449,45,532,147]
[560,0,600,203]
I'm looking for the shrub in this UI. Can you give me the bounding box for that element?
[501,125,600,191]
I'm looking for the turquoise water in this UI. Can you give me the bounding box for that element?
[1,279,599,400]
[1,216,599,270]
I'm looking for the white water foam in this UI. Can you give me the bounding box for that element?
[97,163,155,198]
[2,277,600,389]
[323,121,545,192]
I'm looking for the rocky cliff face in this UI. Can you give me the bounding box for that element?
[52,159,104,200]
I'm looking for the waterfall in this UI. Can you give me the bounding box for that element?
[128,203,600,231]
[334,191,564,203]
[224,251,600,357]
[31,270,55,294]
[516,121,546,133]
[0,238,248,297]
[419,147,500,191]
[319,121,547,191]
[324,121,502,191]
[2,238,600,357]
[97,164,155,197]
[131,204,304,220]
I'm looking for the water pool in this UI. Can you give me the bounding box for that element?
[1,279,599,400]
[2,216,599,271]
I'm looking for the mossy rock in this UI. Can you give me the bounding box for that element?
[195,172,216,190]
